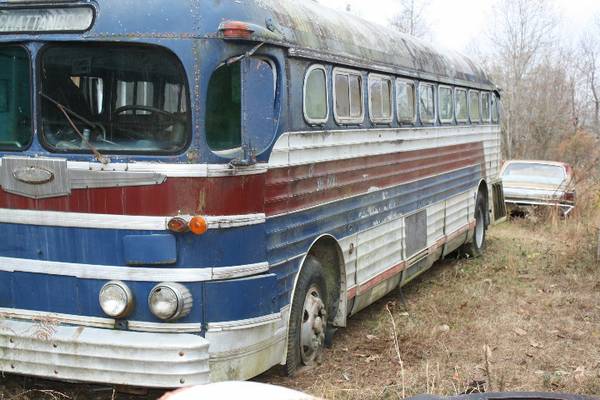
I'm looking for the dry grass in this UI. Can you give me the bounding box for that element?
[261,216,600,398]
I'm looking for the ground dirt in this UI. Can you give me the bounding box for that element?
[1,219,599,399]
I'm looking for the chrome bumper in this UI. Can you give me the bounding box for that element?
[0,319,210,388]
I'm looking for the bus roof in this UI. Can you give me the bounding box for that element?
[225,0,495,89]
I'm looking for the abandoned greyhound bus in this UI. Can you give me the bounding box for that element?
[0,0,505,388]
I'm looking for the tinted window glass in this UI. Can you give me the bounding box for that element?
[369,75,392,122]
[40,44,189,154]
[419,83,435,123]
[304,67,328,122]
[481,92,491,122]
[439,86,453,122]
[456,89,468,121]
[0,46,31,151]
[469,91,480,122]
[397,80,415,123]
[206,63,241,152]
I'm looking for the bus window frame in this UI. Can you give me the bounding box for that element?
[491,93,500,123]
[438,84,454,124]
[396,78,416,125]
[332,67,365,125]
[481,91,492,123]
[303,64,329,126]
[468,89,481,124]
[368,73,393,125]
[455,87,469,124]
[37,42,193,157]
[0,43,33,152]
[418,82,436,125]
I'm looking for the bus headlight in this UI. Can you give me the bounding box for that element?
[99,281,134,319]
[148,283,192,321]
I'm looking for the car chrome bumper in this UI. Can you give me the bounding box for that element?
[505,199,575,215]
[0,318,210,388]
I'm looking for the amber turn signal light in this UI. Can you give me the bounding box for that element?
[188,216,208,235]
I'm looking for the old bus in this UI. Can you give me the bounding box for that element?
[0,0,505,388]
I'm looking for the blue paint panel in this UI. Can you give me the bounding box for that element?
[0,223,265,268]
[203,274,278,322]
[11,272,79,315]
[123,234,177,266]
[0,271,11,308]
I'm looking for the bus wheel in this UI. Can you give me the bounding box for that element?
[285,256,328,376]
[462,194,487,258]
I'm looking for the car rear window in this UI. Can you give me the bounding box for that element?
[502,163,567,185]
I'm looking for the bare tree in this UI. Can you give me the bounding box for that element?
[487,0,558,159]
[390,0,431,39]
[576,24,600,135]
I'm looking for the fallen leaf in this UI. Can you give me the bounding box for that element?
[366,334,378,341]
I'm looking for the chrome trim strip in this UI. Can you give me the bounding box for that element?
[0,208,266,230]
[207,312,282,332]
[0,257,269,283]
[0,308,202,333]
[65,161,268,178]
[0,159,268,178]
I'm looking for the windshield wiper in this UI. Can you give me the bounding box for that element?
[40,92,109,164]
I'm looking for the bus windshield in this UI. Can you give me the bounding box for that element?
[0,46,31,151]
[40,44,189,154]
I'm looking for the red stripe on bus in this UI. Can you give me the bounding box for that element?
[0,175,266,216]
[265,142,486,217]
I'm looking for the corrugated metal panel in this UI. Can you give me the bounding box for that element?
[427,201,445,247]
[270,126,499,168]
[355,217,404,285]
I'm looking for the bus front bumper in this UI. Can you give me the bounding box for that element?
[0,319,210,388]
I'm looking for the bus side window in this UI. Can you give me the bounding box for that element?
[469,90,481,123]
[455,88,468,123]
[304,65,328,124]
[419,83,435,124]
[396,79,416,124]
[481,92,491,122]
[333,68,363,124]
[368,74,393,124]
[491,93,499,123]
[206,63,242,153]
[438,85,454,124]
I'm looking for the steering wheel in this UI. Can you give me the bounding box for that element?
[114,105,177,119]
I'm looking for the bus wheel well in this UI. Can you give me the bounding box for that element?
[478,181,490,226]
[307,236,344,327]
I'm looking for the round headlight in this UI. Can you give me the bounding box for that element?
[148,283,192,321]
[99,281,133,318]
